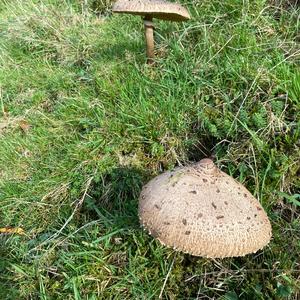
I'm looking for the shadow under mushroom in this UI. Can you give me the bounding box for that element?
[82,166,149,228]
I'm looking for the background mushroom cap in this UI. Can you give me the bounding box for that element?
[112,0,191,21]
[139,159,272,258]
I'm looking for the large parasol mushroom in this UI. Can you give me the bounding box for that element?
[112,0,190,64]
[139,159,272,258]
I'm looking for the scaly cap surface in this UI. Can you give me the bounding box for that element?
[112,0,191,21]
[139,159,272,258]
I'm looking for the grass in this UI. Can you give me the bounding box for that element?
[0,0,299,298]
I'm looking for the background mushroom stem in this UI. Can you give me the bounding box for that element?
[143,16,155,64]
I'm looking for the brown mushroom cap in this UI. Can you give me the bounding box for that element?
[139,159,272,258]
[112,0,191,21]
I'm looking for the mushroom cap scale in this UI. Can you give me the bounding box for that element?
[139,159,272,258]
[112,0,191,21]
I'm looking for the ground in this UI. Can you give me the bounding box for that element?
[0,0,299,299]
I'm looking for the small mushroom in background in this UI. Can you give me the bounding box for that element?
[112,0,191,64]
[139,158,272,258]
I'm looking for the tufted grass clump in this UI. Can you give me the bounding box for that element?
[0,0,299,299]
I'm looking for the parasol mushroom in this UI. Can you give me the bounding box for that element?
[139,158,272,258]
[112,0,190,64]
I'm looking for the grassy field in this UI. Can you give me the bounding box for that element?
[0,0,299,299]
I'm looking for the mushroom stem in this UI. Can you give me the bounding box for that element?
[143,16,155,64]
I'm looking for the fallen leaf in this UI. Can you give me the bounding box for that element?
[0,227,25,235]
[19,120,30,132]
